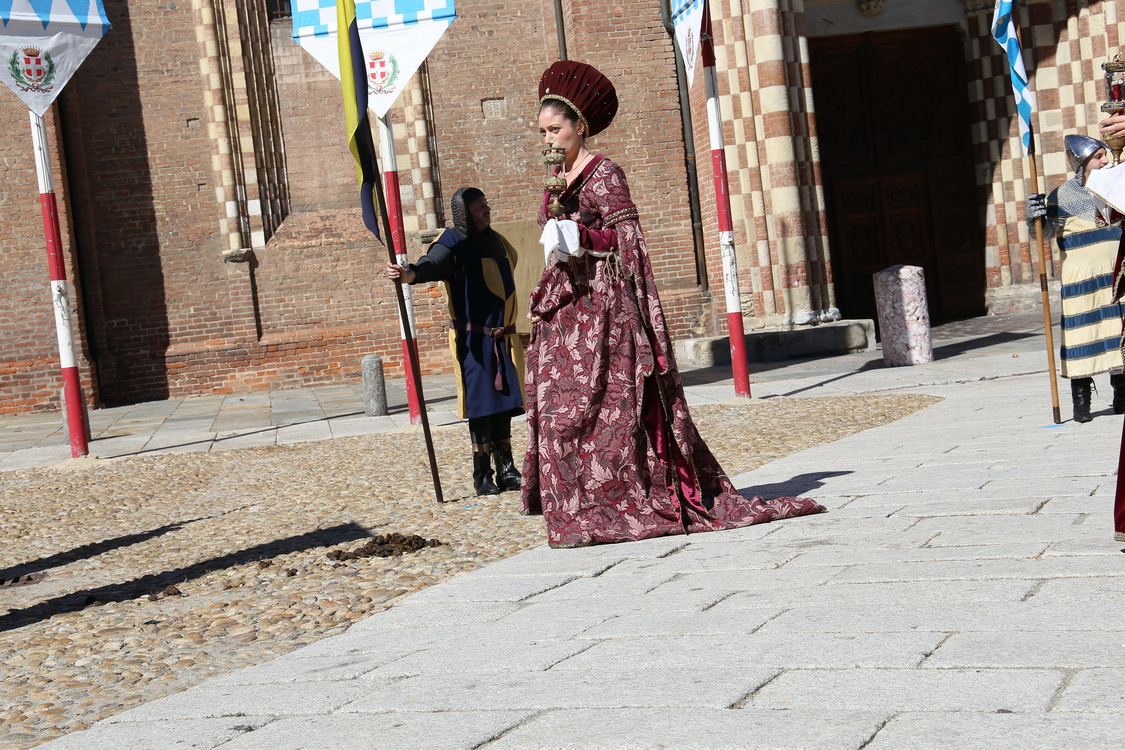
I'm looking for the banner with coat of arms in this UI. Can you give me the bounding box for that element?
[671,0,706,89]
[0,0,111,115]
[292,0,456,118]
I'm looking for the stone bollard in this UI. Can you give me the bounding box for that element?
[361,354,389,416]
[873,264,933,367]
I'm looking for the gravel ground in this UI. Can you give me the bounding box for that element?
[0,393,940,748]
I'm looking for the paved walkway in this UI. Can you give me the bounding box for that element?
[31,313,1125,749]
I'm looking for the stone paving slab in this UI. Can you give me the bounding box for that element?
[646,567,849,599]
[1054,668,1125,712]
[484,708,889,750]
[204,650,414,686]
[338,668,780,712]
[783,543,1049,568]
[220,711,537,750]
[757,601,1125,633]
[363,640,593,678]
[552,632,946,671]
[832,555,1125,583]
[1028,576,1125,603]
[606,547,791,573]
[924,631,1125,668]
[104,681,380,723]
[905,514,1095,545]
[1039,492,1117,513]
[746,668,1064,712]
[522,571,676,602]
[710,579,1039,609]
[489,589,732,623]
[863,712,1125,750]
[32,717,275,750]
[573,609,784,640]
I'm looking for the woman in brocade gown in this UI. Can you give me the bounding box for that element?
[520,61,825,548]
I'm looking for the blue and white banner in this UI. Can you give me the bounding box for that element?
[0,0,111,115]
[671,0,705,88]
[992,0,1036,156]
[293,0,455,118]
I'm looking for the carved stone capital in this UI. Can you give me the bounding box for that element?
[222,248,255,264]
[857,0,885,16]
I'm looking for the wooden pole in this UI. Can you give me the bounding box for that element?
[1026,144,1063,424]
[1010,15,1062,423]
[369,128,444,503]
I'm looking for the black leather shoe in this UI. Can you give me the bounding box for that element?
[472,452,501,495]
[1072,377,1094,423]
[492,442,523,492]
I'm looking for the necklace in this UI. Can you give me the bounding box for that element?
[564,152,591,179]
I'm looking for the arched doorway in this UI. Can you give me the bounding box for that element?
[810,25,985,324]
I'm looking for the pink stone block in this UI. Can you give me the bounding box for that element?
[874,264,934,367]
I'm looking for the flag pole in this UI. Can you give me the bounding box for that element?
[30,110,91,456]
[700,0,751,397]
[1000,3,1061,423]
[1026,137,1063,424]
[372,130,444,502]
[377,113,424,426]
[336,0,443,502]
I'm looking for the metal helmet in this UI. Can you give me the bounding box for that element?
[1065,134,1109,175]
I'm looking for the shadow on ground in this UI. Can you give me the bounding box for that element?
[0,522,374,633]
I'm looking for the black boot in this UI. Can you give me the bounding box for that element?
[492,442,522,492]
[472,452,501,496]
[1072,377,1094,423]
[1112,374,1125,415]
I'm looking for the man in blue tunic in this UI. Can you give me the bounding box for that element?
[387,188,526,494]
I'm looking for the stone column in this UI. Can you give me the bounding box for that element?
[874,265,933,366]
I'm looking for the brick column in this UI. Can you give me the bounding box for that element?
[712,0,832,327]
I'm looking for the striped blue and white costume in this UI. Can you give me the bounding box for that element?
[1041,177,1124,379]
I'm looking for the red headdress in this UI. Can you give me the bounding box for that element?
[538,61,619,137]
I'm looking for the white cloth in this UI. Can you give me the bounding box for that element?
[1084,162,1125,215]
[538,218,608,266]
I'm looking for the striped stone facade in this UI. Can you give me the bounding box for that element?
[705,0,834,328]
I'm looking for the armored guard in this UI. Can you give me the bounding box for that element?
[1027,134,1125,423]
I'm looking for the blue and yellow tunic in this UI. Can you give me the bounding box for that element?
[410,228,525,420]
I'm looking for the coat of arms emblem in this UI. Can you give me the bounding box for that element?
[9,47,56,93]
[367,50,400,95]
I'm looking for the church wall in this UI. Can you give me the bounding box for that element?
[15,0,1114,412]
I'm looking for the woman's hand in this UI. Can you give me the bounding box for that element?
[1101,111,1125,139]
[386,262,416,284]
[528,312,542,323]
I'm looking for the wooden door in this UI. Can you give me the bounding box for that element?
[810,26,985,323]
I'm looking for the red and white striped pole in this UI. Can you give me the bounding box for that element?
[377,113,422,424]
[701,2,750,397]
[30,110,89,456]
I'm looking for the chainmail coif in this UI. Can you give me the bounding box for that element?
[450,187,485,236]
